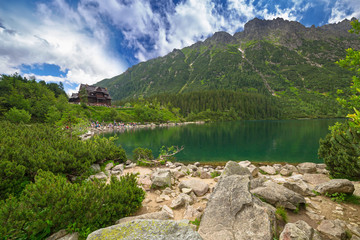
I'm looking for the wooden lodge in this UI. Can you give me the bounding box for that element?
[69,84,112,106]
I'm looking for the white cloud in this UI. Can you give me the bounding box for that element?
[0,0,126,87]
[328,0,360,23]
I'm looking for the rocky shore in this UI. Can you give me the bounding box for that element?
[80,121,205,140]
[48,161,360,240]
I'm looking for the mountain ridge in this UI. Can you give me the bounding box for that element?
[97,17,359,118]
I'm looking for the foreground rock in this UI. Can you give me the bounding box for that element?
[251,181,305,210]
[317,219,347,240]
[314,179,355,195]
[151,169,172,188]
[280,220,321,240]
[87,219,202,240]
[221,161,251,177]
[297,162,317,174]
[179,179,209,196]
[198,175,276,240]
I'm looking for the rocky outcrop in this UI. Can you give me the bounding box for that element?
[251,181,305,210]
[280,220,321,240]
[297,162,317,174]
[283,179,315,197]
[260,165,277,175]
[87,219,202,240]
[314,179,355,195]
[198,175,276,240]
[179,179,209,197]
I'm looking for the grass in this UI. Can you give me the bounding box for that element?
[210,171,221,178]
[275,206,288,223]
[190,218,201,230]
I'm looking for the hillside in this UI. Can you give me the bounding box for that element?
[97,17,360,118]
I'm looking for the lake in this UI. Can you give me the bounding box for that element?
[104,119,343,163]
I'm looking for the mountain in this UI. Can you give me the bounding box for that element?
[97,17,360,118]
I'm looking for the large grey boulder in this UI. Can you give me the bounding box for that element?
[280,164,298,176]
[297,162,317,174]
[198,175,276,240]
[280,220,322,240]
[303,174,331,186]
[251,181,305,210]
[283,179,315,197]
[87,219,202,240]
[151,169,172,188]
[317,219,347,240]
[314,179,355,195]
[221,161,251,177]
[179,179,209,196]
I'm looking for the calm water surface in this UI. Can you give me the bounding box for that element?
[104,119,343,163]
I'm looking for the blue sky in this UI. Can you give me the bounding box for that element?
[0,0,359,94]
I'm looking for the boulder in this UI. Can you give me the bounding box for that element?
[90,171,107,180]
[251,181,305,210]
[183,205,202,220]
[273,164,283,172]
[198,175,276,240]
[138,175,152,190]
[314,179,355,195]
[58,233,79,240]
[105,162,114,171]
[297,162,317,174]
[200,171,211,179]
[283,179,315,197]
[179,179,209,197]
[221,161,251,178]
[317,219,347,240]
[194,162,201,167]
[90,164,101,172]
[303,174,331,186]
[170,193,193,209]
[259,165,277,175]
[352,236,360,240]
[151,169,172,188]
[87,219,202,240]
[112,164,124,172]
[280,164,298,176]
[173,170,185,179]
[250,177,266,190]
[280,220,321,240]
[248,164,259,177]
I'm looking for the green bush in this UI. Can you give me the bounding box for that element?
[0,122,127,199]
[133,147,154,161]
[4,107,31,123]
[318,121,360,180]
[0,170,145,239]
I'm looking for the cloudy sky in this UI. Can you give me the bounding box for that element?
[1,0,359,94]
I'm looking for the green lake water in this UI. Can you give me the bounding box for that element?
[104,119,343,163]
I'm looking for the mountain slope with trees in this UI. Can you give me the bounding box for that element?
[98,17,360,119]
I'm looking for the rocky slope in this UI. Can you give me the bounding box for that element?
[98,17,359,105]
[48,160,360,240]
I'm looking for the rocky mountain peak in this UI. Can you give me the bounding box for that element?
[204,31,236,45]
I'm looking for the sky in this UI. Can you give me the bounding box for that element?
[0,0,360,95]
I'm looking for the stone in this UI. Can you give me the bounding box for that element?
[125,160,132,165]
[138,175,152,190]
[90,171,107,180]
[58,233,79,240]
[221,160,251,178]
[250,177,266,190]
[314,179,355,195]
[248,164,259,177]
[259,165,277,175]
[194,162,201,167]
[280,164,298,176]
[46,229,68,240]
[162,205,174,218]
[173,170,185,179]
[183,205,202,220]
[182,188,193,194]
[347,223,360,237]
[116,208,173,224]
[105,162,114,171]
[179,179,209,197]
[283,179,315,196]
[280,220,321,240]
[87,219,202,240]
[187,164,198,172]
[198,175,276,240]
[352,236,360,240]
[306,211,325,221]
[90,164,101,172]
[318,219,347,240]
[200,170,211,179]
[162,187,173,195]
[302,174,331,186]
[170,193,193,209]
[151,169,172,188]
[160,194,171,201]
[251,181,306,210]
[273,164,283,172]
[112,164,124,172]
[156,197,164,203]
[238,160,251,168]
[297,162,317,174]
